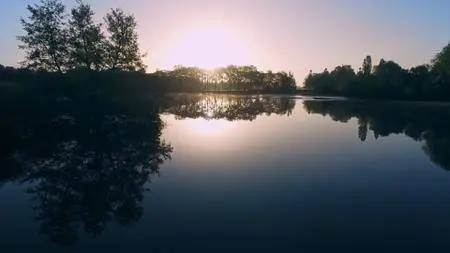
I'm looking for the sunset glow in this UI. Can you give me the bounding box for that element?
[163,25,254,69]
[2,1,450,80]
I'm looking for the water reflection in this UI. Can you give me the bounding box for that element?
[3,93,450,248]
[159,94,296,121]
[304,100,450,171]
[160,94,450,172]
[0,97,172,245]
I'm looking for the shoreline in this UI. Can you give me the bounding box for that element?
[169,91,450,106]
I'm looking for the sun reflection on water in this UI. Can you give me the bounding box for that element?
[184,118,233,135]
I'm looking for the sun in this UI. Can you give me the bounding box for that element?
[165,25,253,69]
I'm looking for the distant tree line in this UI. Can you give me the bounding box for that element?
[304,43,450,101]
[154,65,297,93]
[0,63,296,94]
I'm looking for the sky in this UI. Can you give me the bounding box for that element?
[1,0,450,82]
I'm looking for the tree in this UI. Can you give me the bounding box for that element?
[276,71,297,93]
[408,65,432,99]
[432,41,450,80]
[431,41,450,99]
[68,0,105,70]
[362,55,372,76]
[373,60,406,87]
[18,0,68,72]
[104,9,146,72]
[330,65,356,93]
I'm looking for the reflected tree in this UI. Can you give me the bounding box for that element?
[304,100,450,171]
[159,94,296,121]
[358,118,368,142]
[423,132,450,171]
[0,85,172,245]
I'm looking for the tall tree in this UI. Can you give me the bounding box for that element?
[362,55,372,76]
[104,9,146,72]
[432,42,450,81]
[18,0,68,72]
[68,0,105,71]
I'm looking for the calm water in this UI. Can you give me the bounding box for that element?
[2,94,450,252]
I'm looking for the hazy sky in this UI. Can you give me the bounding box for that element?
[1,0,450,81]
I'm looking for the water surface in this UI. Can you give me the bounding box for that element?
[2,94,450,252]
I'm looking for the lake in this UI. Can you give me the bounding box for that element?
[2,94,450,252]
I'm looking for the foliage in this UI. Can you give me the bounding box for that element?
[431,41,450,95]
[68,0,105,70]
[362,55,372,76]
[156,65,297,93]
[304,42,450,101]
[18,0,69,72]
[432,42,450,79]
[104,8,146,71]
[18,0,145,72]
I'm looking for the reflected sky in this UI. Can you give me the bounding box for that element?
[145,97,450,251]
[161,103,357,168]
[2,95,450,252]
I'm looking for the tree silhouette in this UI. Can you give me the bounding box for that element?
[431,41,450,97]
[432,41,450,80]
[159,65,296,93]
[18,0,68,72]
[68,0,105,70]
[17,1,146,73]
[303,41,450,101]
[362,55,372,76]
[104,9,146,72]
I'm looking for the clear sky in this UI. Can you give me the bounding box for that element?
[1,0,450,82]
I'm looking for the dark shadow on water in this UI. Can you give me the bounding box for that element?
[0,89,172,245]
[304,100,450,171]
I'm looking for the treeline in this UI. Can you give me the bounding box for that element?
[304,43,450,101]
[154,65,297,93]
[0,63,296,94]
